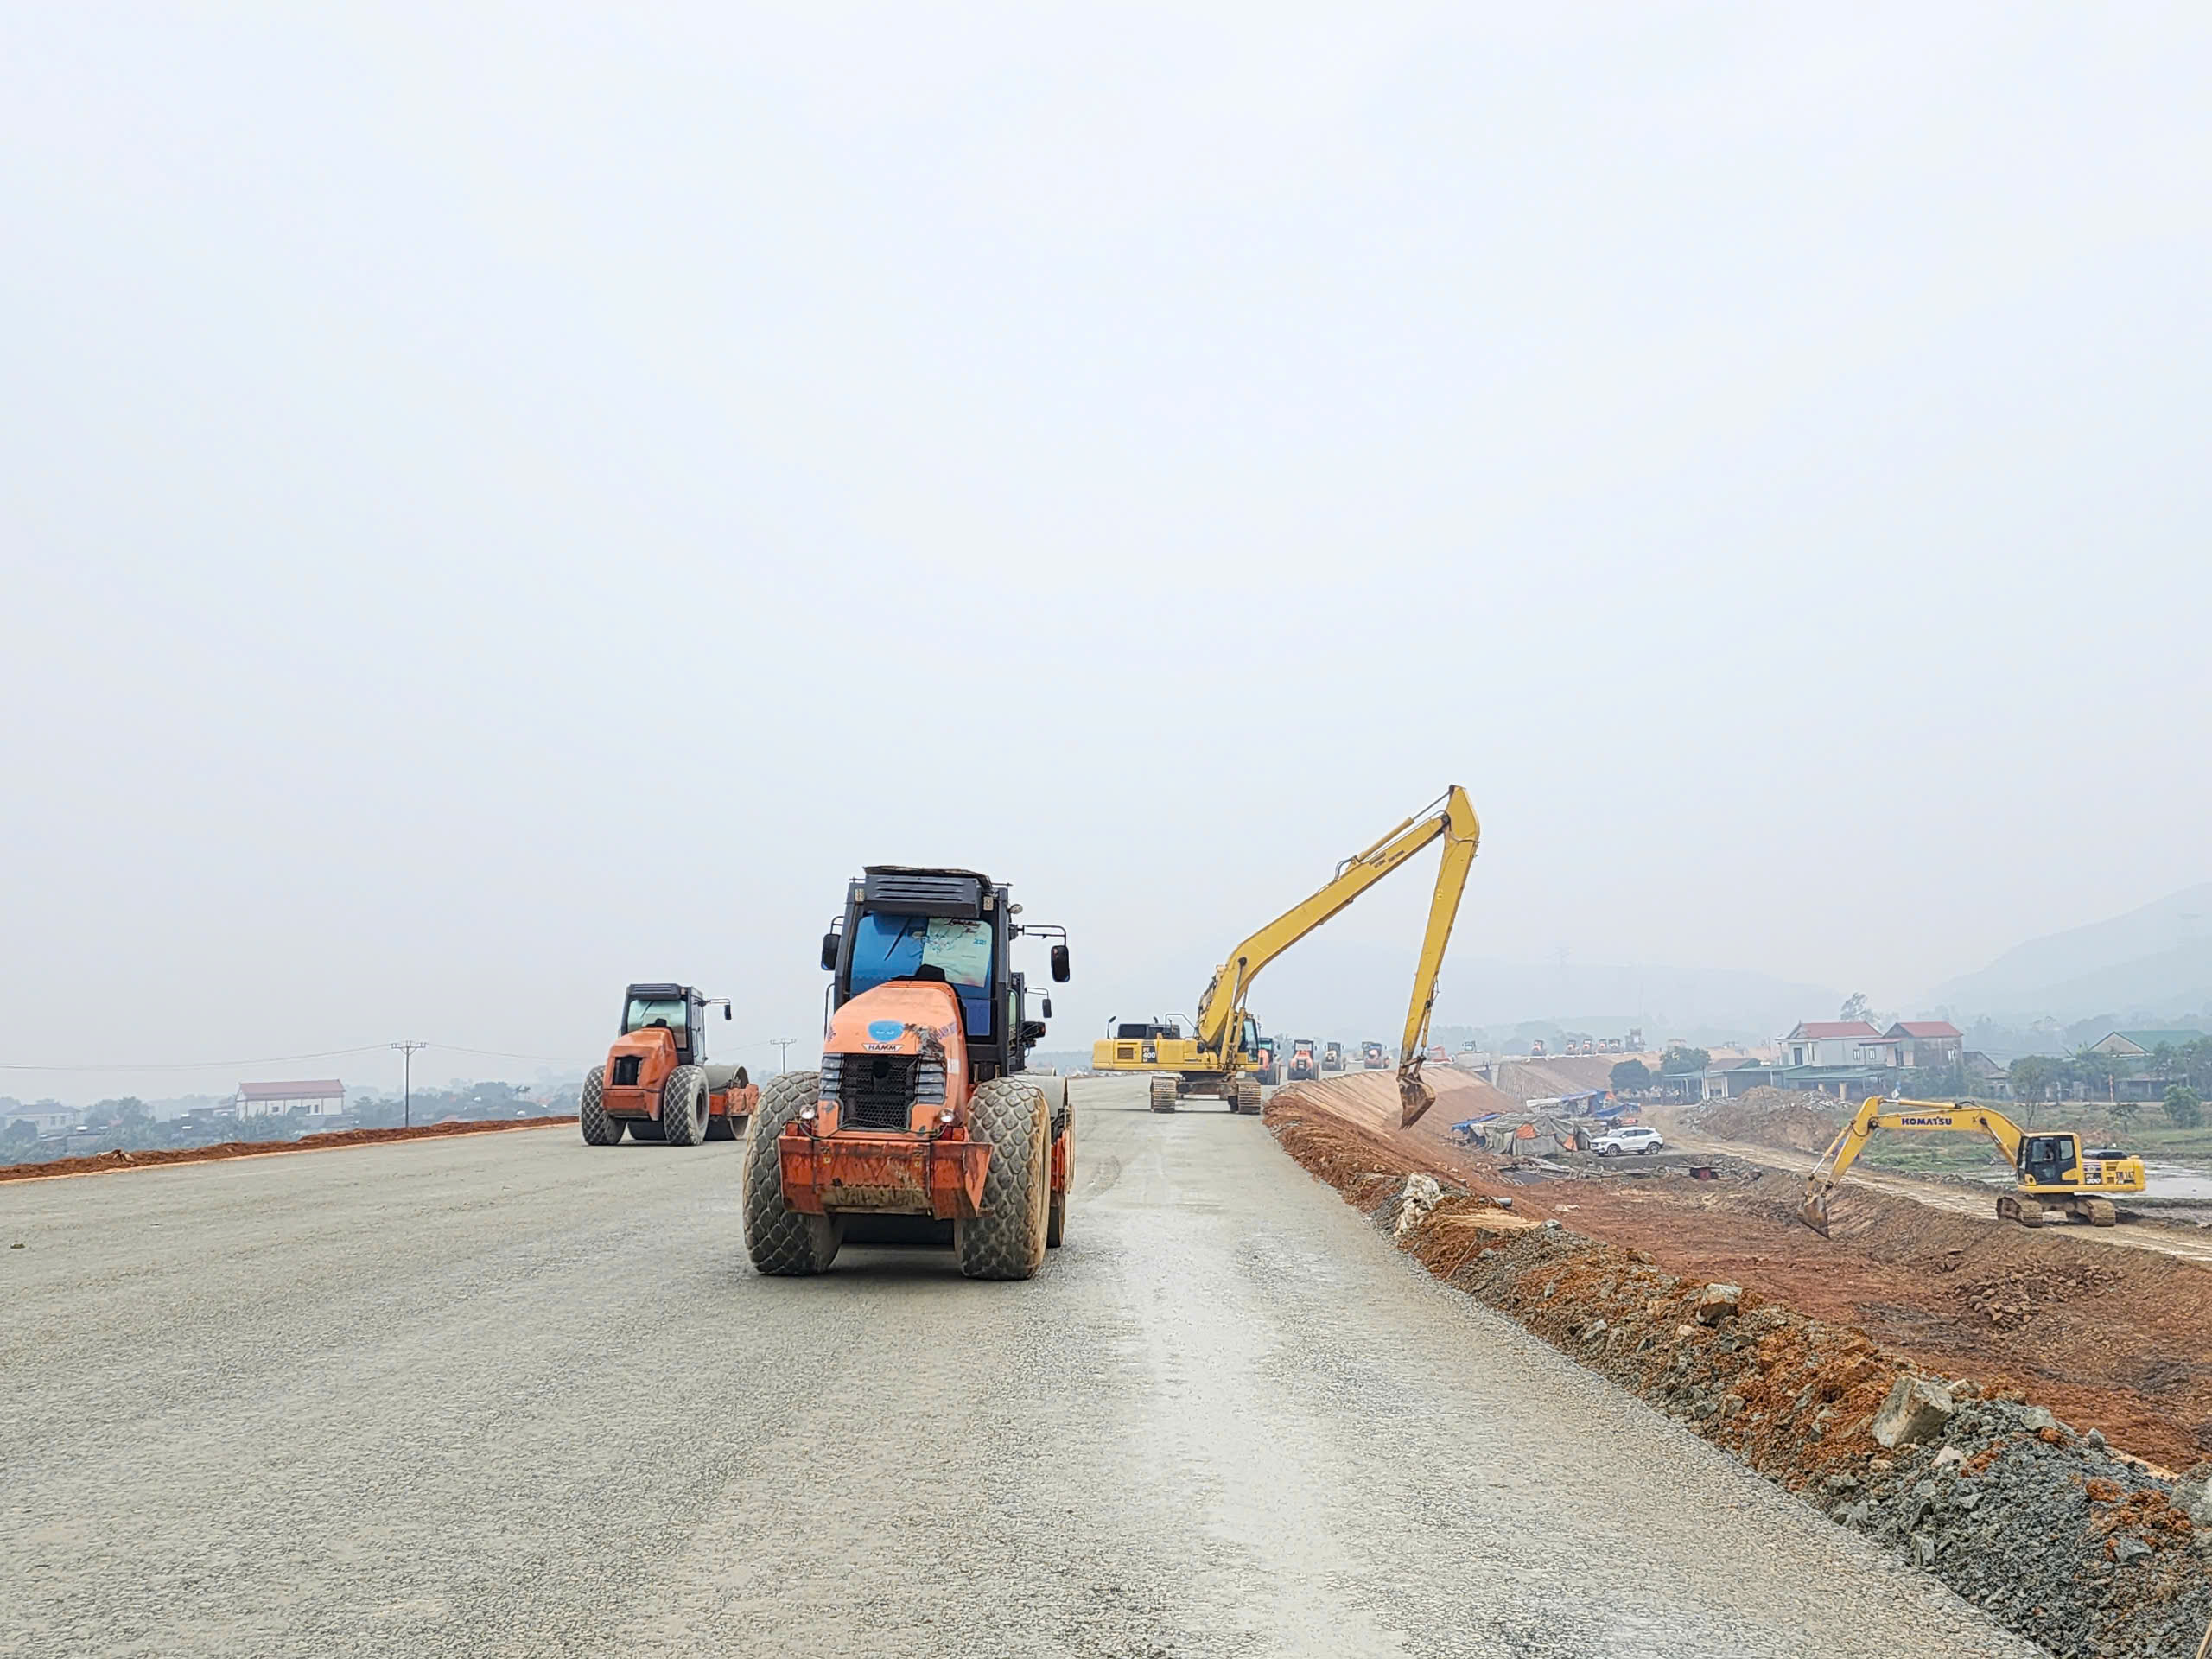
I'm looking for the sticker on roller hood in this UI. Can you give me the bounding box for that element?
[867,1020,906,1042]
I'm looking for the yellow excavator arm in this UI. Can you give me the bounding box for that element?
[1191,786,1481,1128]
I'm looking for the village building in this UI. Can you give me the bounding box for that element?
[231,1079,347,1118]
[2085,1028,2206,1058]
[1780,1020,1884,1067]
[1871,1020,1964,1069]
[1962,1052,2011,1096]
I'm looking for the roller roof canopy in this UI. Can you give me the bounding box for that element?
[859,867,996,918]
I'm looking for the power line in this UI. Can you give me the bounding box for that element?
[420,1042,590,1065]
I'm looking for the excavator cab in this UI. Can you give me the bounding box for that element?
[2018,1133,2080,1189]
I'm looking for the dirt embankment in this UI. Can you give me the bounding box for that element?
[1528,1176,2212,1471]
[1489,1055,1624,1101]
[1327,1077,2212,1471]
[1689,1084,1848,1153]
[1316,1065,1517,1134]
[0,1116,577,1184]
[1267,1084,2212,1659]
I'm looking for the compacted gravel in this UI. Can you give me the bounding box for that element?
[0,1078,2035,1657]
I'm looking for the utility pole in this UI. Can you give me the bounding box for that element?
[772,1037,796,1076]
[391,1041,428,1128]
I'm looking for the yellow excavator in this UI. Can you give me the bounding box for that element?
[1799,1096,2149,1236]
[1091,786,1481,1127]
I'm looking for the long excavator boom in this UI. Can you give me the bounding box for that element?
[1191,786,1480,1128]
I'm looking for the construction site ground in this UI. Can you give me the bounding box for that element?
[0,1076,2033,1658]
[1655,1111,2212,1268]
[1319,1070,2212,1475]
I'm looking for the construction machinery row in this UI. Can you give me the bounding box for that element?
[579,784,1482,1282]
[1090,785,1481,1128]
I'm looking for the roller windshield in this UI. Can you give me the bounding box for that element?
[847,912,995,1033]
[625,996,687,1033]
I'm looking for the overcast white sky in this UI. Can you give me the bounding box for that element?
[3,6,2208,1101]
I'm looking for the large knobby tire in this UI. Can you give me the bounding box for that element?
[741,1071,842,1275]
[660,1065,709,1147]
[579,1066,622,1146]
[1046,1103,1074,1249]
[1148,1076,1178,1113]
[957,1078,1050,1281]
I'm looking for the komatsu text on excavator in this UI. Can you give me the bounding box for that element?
[1090,785,1480,1127]
[1799,1096,2149,1236]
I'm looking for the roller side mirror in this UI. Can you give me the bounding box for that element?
[1040,997,1053,1019]
[1050,944,1071,983]
[821,932,839,972]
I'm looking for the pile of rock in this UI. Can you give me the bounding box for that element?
[1822,1381,2209,1658]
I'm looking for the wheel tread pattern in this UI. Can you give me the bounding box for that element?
[957,1078,1049,1280]
[661,1065,708,1146]
[742,1072,841,1274]
[579,1067,621,1145]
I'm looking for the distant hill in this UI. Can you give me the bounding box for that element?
[1923,883,2212,1020]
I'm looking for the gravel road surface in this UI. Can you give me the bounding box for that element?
[2,1077,2036,1657]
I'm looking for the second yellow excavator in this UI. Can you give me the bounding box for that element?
[1091,785,1481,1127]
[1799,1096,2148,1236]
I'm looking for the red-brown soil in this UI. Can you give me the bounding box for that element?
[0,1116,577,1184]
[1282,1077,2212,1472]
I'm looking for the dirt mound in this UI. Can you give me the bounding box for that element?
[1276,1071,1511,1139]
[1693,1086,1847,1154]
[1489,1055,1624,1098]
[1264,1090,2212,1659]
[0,1116,576,1183]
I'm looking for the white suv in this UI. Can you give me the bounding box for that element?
[1592,1125,1664,1156]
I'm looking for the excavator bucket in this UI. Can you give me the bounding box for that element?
[1399,1072,1435,1129]
[1798,1183,1835,1237]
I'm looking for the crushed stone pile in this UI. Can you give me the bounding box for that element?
[1265,1090,2212,1659]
